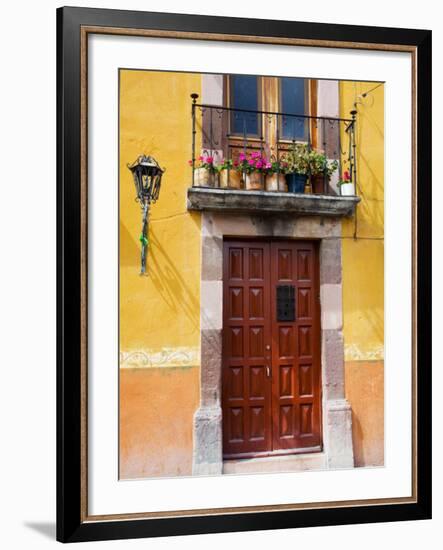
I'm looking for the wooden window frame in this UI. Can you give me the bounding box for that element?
[225,75,318,157]
[226,74,263,140]
[278,78,318,149]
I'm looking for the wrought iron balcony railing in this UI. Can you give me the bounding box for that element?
[190,93,358,197]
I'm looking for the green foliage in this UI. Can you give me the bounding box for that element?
[283,143,311,175]
[214,158,234,172]
[282,142,339,177]
[308,150,338,177]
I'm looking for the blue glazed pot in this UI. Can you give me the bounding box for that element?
[286,173,307,193]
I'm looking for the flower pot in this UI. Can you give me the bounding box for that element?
[245,172,264,191]
[193,167,216,187]
[339,182,356,196]
[311,174,329,195]
[286,173,307,193]
[219,170,243,189]
[265,173,287,192]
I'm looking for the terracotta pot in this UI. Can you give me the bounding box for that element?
[311,174,329,195]
[193,167,216,188]
[265,173,287,192]
[245,172,264,191]
[219,170,243,189]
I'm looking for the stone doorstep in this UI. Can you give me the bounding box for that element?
[222,452,327,475]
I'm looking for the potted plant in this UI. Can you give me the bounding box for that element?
[189,154,216,187]
[265,159,288,192]
[237,151,267,191]
[309,150,339,195]
[283,143,310,193]
[217,158,243,189]
[337,170,355,196]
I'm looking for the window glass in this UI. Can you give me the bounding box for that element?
[230,75,259,135]
[280,77,307,140]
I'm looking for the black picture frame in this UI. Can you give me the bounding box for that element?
[57,6,432,543]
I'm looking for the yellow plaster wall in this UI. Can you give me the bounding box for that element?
[340,82,384,466]
[119,70,202,478]
[119,74,385,477]
[340,82,384,363]
[119,70,201,358]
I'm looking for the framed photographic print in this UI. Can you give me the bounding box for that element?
[57,6,432,543]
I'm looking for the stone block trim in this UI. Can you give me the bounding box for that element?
[322,329,345,400]
[201,281,223,331]
[202,235,223,281]
[192,406,223,475]
[193,210,353,475]
[200,329,222,407]
[324,399,354,469]
[320,284,343,330]
[202,212,342,240]
[320,238,342,284]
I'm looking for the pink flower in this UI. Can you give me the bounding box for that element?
[198,155,204,162]
[248,159,255,166]
[205,156,214,164]
[255,160,263,169]
[251,151,260,159]
[238,152,246,162]
[233,160,239,167]
[188,160,193,166]
[343,170,350,181]
[265,162,272,169]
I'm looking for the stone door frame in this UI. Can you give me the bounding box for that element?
[192,211,354,475]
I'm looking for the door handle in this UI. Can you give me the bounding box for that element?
[266,366,271,378]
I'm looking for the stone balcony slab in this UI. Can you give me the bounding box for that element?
[187,187,360,217]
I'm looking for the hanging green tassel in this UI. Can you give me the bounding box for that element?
[139,234,148,247]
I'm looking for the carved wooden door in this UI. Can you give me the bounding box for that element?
[222,239,321,459]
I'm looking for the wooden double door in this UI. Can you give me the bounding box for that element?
[222,239,322,459]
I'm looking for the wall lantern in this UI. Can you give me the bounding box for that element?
[127,155,165,275]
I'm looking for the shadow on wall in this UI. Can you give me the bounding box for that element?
[354,306,384,354]
[119,214,200,331]
[356,151,384,235]
[353,91,384,237]
[120,220,140,267]
[351,411,364,466]
[148,224,200,332]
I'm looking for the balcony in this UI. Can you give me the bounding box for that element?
[186,95,360,218]
[187,187,359,217]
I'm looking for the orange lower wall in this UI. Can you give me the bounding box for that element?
[119,367,199,479]
[345,360,384,467]
[120,362,383,478]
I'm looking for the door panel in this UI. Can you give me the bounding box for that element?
[222,241,272,457]
[222,239,321,459]
[271,241,321,451]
